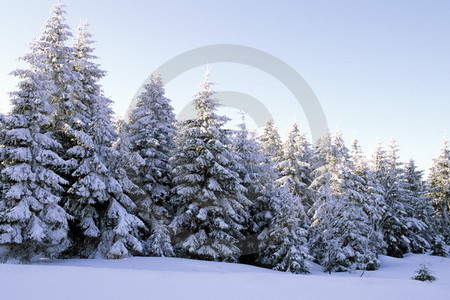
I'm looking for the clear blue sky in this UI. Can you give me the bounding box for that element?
[1,0,449,172]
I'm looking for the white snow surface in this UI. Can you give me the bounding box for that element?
[0,253,448,300]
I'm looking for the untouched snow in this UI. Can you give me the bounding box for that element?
[0,253,448,300]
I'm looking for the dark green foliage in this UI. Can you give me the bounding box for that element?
[412,264,437,282]
[431,235,449,257]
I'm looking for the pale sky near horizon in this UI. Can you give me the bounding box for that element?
[0,0,449,173]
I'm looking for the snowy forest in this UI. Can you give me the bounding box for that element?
[0,4,448,274]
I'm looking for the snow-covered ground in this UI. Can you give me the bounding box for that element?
[0,253,448,299]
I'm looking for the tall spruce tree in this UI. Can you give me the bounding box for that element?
[333,137,379,271]
[278,123,314,213]
[126,72,176,257]
[170,74,250,261]
[0,56,69,262]
[231,121,270,258]
[34,3,88,160]
[310,132,378,272]
[256,121,311,273]
[371,141,410,257]
[24,4,92,256]
[258,120,283,174]
[252,120,285,237]
[350,140,385,256]
[403,159,435,253]
[62,22,145,258]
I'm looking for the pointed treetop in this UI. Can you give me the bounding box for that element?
[387,139,400,162]
[351,139,361,151]
[192,71,222,119]
[40,2,72,48]
[150,71,163,89]
[52,2,66,16]
[75,20,91,41]
[351,139,365,159]
[203,64,211,79]
[287,122,299,135]
[197,65,215,96]
[48,2,68,28]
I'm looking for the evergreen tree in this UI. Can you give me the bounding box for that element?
[412,263,437,282]
[371,141,410,257]
[231,121,270,258]
[278,123,315,213]
[126,72,176,257]
[170,74,250,261]
[310,132,378,272]
[62,22,144,258]
[23,4,91,256]
[428,140,450,242]
[251,120,285,240]
[430,234,449,257]
[258,120,283,174]
[255,121,311,273]
[309,132,334,208]
[34,4,87,160]
[403,160,436,253]
[350,140,385,258]
[0,58,69,262]
[335,134,379,271]
[257,185,311,274]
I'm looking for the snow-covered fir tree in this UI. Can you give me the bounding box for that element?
[23,4,91,257]
[33,4,88,160]
[333,134,379,271]
[258,120,283,174]
[309,132,334,218]
[428,139,450,244]
[257,185,311,274]
[310,132,378,272]
[371,141,410,257]
[350,140,385,257]
[309,133,333,192]
[170,74,250,261]
[231,120,270,258]
[62,22,144,258]
[0,58,69,262]
[252,120,286,237]
[126,72,176,257]
[403,159,435,253]
[278,123,315,213]
[254,122,311,273]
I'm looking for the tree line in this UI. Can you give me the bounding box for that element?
[0,4,448,273]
